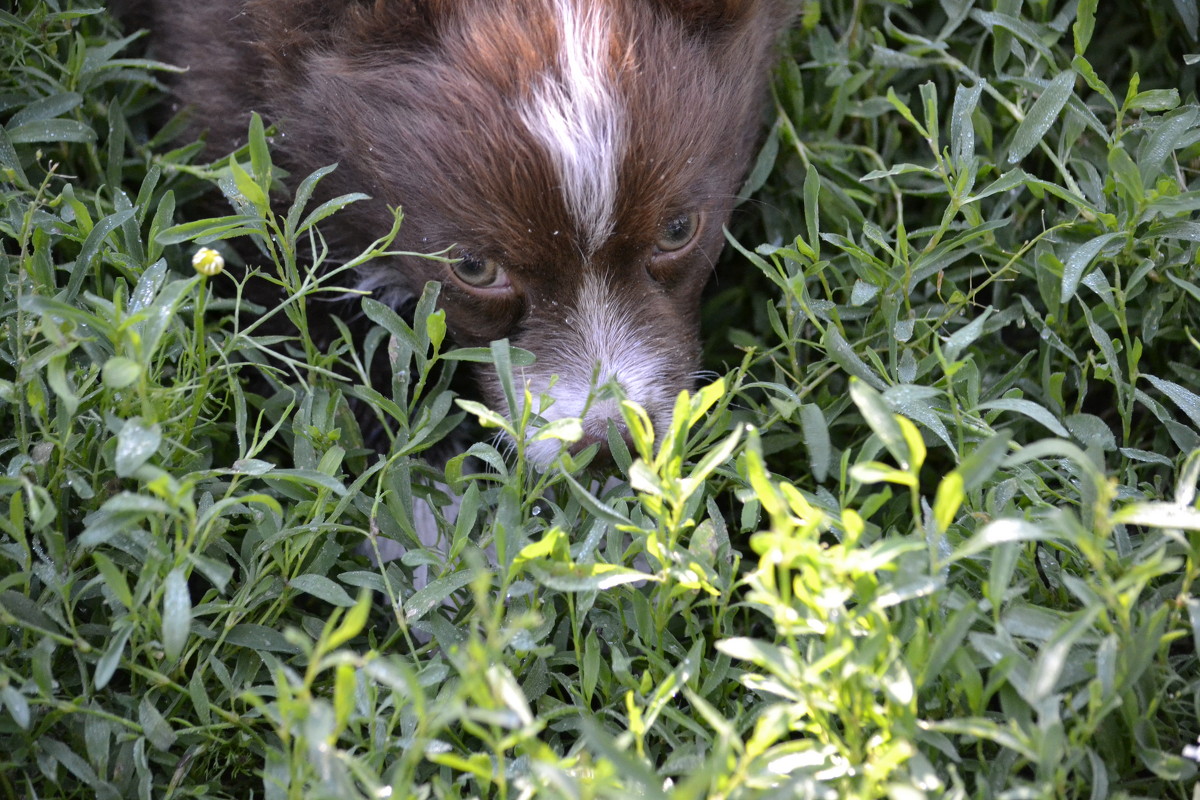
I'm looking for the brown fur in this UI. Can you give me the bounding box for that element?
[140,0,788,455]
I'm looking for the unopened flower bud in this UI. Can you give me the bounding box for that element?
[192,247,225,276]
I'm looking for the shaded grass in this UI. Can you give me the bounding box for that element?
[2,0,1200,798]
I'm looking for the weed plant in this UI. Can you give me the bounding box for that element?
[2,0,1200,798]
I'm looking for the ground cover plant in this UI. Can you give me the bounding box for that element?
[2,0,1200,797]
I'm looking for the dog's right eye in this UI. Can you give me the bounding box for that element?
[655,211,701,254]
[451,254,508,290]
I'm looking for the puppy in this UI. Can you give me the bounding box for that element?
[144,0,788,465]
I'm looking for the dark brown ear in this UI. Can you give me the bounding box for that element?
[246,0,443,71]
[245,0,348,40]
[653,0,794,32]
[245,0,347,70]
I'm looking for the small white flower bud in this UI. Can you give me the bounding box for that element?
[192,247,225,276]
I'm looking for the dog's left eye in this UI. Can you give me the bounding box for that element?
[655,211,700,253]
[451,254,509,290]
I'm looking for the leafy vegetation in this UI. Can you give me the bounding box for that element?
[2,0,1200,797]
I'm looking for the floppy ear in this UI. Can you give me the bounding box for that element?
[245,0,345,72]
[653,0,794,32]
[246,0,443,73]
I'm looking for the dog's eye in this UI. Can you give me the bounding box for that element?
[655,211,700,253]
[451,254,508,289]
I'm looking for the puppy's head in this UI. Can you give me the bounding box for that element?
[254,0,787,465]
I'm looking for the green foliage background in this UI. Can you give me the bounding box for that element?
[2,0,1200,797]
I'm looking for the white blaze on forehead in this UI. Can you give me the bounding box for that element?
[520,0,625,254]
[519,274,677,467]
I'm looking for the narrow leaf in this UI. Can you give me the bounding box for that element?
[289,574,356,607]
[162,566,192,663]
[1007,71,1076,164]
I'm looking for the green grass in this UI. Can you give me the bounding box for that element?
[2,0,1200,797]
